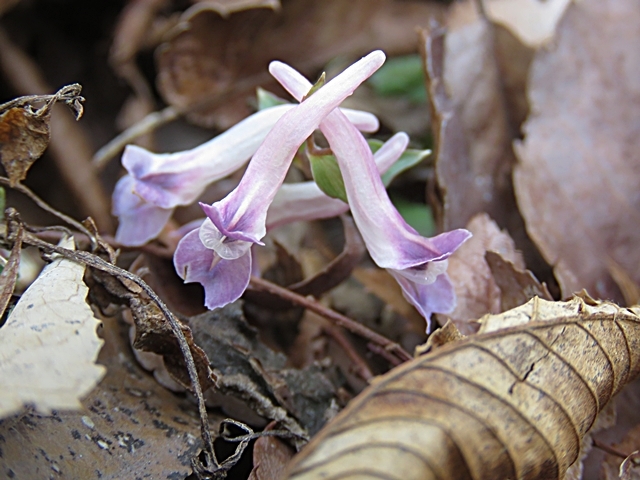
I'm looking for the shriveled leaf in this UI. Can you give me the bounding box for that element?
[514,0,640,303]
[0,225,22,319]
[441,213,524,333]
[482,0,571,47]
[157,0,445,128]
[286,296,640,479]
[248,422,295,480]
[0,237,105,418]
[486,250,553,311]
[421,3,521,235]
[0,84,84,186]
[0,314,205,479]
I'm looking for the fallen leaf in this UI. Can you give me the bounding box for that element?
[421,2,520,234]
[0,314,206,479]
[482,0,572,47]
[248,422,295,480]
[485,250,553,311]
[513,0,640,303]
[0,237,105,419]
[157,0,445,128]
[440,213,524,332]
[0,224,22,320]
[0,84,84,186]
[285,296,640,479]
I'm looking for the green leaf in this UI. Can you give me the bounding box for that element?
[365,139,431,186]
[0,187,5,215]
[304,72,326,100]
[391,196,436,237]
[381,147,431,187]
[309,152,348,203]
[256,88,288,110]
[368,55,427,103]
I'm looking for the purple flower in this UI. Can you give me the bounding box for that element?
[174,51,386,309]
[271,61,471,327]
[114,104,379,246]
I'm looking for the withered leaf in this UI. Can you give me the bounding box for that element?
[0,224,22,320]
[157,0,445,128]
[421,3,520,233]
[486,249,553,311]
[0,236,105,419]
[0,315,205,479]
[0,84,84,186]
[441,213,524,333]
[514,0,640,303]
[285,296,640,479]
[248,422,295,480]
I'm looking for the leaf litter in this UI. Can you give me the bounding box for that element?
[2,0,640,478]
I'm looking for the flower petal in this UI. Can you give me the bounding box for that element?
[203,50,386,249]
[173,229,252,310]
[388,270,456,331]
[112,175,173,246]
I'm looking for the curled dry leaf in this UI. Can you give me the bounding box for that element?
[421,2,520,234]
[514,0,640,304]
[157,0,445,128]
[0,236,105,419]
[0,224,23,320]
[0,84,84,186]
[285,296,640,479]
[441,213,524,333]
[248,422,296,480]
[486,249,553,311]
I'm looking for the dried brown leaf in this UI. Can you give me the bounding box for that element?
[514,0,640,304]
[0,84,83,186]
[248,422,296,480]
[0,224,22,319]
[0,315,205,479]
[441,213,524,330]
[421,3,520,233]
[486,250,553,311]
[157,0,445,128]
[286,296,640,479]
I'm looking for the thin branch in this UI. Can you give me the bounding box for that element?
[323,325,374,381]
[0,176,98,250]
[248,275,412,364]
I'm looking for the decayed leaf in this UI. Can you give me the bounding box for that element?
[157,0,445,128]
[440,213,524,332]
[482,0,572,47]
[514,0,640,304]
[285,296,640,479]
[0,224,22,320]
[486,250,553,311]
[421,2,521,234]
[0,84,84,186]
[248,422,296,480]
[0,237,105,418]
[0,314,206,479]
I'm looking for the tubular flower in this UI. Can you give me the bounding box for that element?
[174,50,386,309]
[114,104,378,246]
[270,61,471,326]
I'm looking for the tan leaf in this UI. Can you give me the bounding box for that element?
[157,0,445,128]
[514,0,640,304]
[441,213,524,331]
[285,296,640,479]
[0,237,105,418]
[421,2,521,234]
[482,0,572,47]
[248,422,295,480]
[486,250,553,311]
